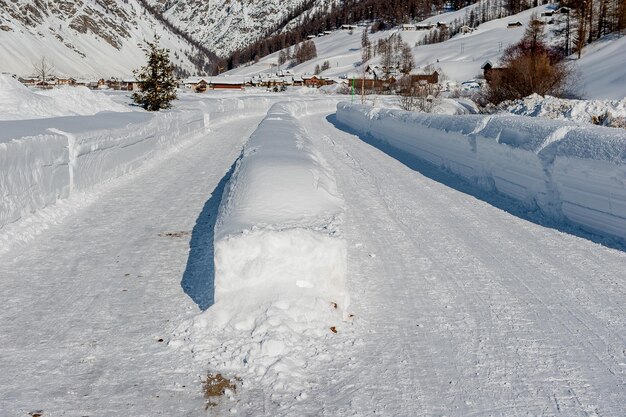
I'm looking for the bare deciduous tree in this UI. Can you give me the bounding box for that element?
[32,57,55,86]
[485,18,575,104]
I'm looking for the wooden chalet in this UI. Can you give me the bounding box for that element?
[507,21,523,28]
[402,24,417,31]
[351,78,396,93]
[210,77,245,90]
[121,79,141,91]
[481,61,505,84]
[56,77,76,86]
[409,71,439,85]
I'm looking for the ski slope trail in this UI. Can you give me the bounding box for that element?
[0,114,266,416]
[289,113,626,416]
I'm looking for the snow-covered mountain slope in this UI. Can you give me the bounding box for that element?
[228,5,547,80]
[228,4,626,100]
[146,0,338,57]
[576,34,626,99]
[0,0,208,77]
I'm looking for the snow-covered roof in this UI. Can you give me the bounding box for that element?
[210,76,246,85]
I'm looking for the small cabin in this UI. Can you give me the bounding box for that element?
[507,21,523,28]
[481,61,505,84]
[210,77,245,90]
[409,71,439,85]
[121,79,141,91]
[402,24,416,31]
[459,25,473,34]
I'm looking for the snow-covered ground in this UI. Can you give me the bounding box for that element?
[504,93,626,127]
[1,88,625,417]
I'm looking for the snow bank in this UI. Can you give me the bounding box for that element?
[337,103,626,241]
[172,101,347,393]
[0,110,204,235]
[0,75,130,120]
[0,95,282,245]
[505,94,626,128]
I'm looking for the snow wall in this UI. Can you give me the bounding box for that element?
[214,99,347,306]
[337,103,626,241]
[0,96,276,236]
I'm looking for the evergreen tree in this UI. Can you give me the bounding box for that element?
[132,35,177,111]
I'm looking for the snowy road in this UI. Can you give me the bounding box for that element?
[1,104,625,416]
[290,113,626,416]
[0,114,266,416]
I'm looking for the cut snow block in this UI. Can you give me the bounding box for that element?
[214,102,347,307]
[0,132,70,228]
[550,127,626,239]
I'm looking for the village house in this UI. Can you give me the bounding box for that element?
[409,71,439,85]
[181,77,210,92]
[209,76,245,90]
[121,78,141,91]
[18,77,39,87]
[416,23,436,30]
[351,77,397,93]
[402,24,417,31]
[55,77,76,86]
[459,25,473,34]
[481,61,504,84]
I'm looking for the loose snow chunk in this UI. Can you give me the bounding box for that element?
[214,102,346,303]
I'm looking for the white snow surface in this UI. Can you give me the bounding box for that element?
[1,93,625,416]
[0,74,130,120]
[337,103,626,241]
[506,93,626,127]
[576,34,626,99]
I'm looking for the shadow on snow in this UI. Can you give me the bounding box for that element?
[327,114,626,253]
[181,162,236,311]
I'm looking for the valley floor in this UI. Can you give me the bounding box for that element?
[1,104,625,416]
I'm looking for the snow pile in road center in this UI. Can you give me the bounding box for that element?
[504,93,626,128]
[0,75,130,120]
[337,103,626,242]
[172,101,347,395]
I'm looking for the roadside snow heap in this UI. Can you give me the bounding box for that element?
[172,101,347,394]
[505,94,626,129]
[0,74,129,120]
[0,93,283,249]
[0,111,204,245]
[337,103,626,242]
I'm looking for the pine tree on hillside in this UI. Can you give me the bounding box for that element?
[132,35,177,111]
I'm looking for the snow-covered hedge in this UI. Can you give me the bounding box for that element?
[214,100,347,305]
[337,103,626,241]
